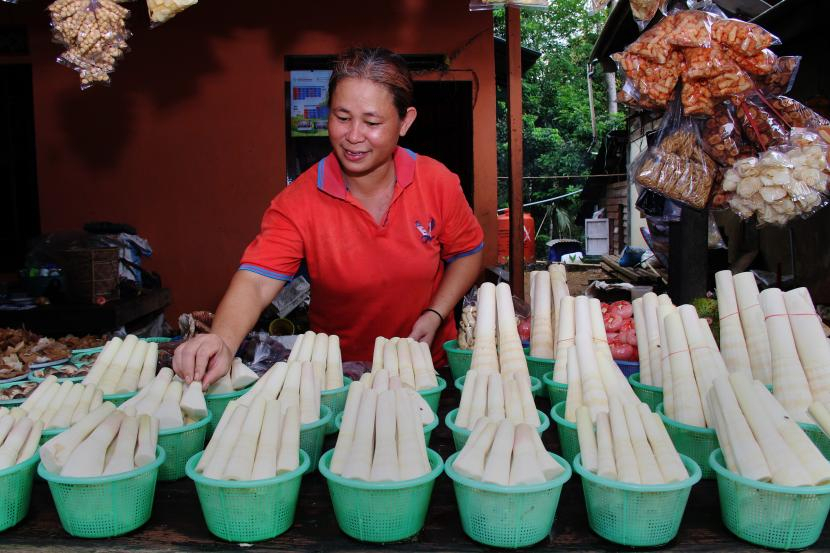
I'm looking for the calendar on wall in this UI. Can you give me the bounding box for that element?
[289,70,332,137]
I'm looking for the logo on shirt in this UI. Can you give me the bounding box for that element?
[415,218,436,243]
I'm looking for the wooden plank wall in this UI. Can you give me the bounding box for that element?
[601,180,629,254]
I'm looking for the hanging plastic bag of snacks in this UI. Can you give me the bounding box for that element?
[711,18,780,57]
[754,56,801,95]
[630,0,661,30]
[766,95,830,129]
[147,0,198,26]
[701,103,756,166]
[733,93,791,151]
[631,98,718,209]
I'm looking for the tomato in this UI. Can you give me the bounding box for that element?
[518,318,531,342]
[627,329,639,346]
[600,302,610,315]
[609,300,633,319]
[610,342,636,361]
[606,332,619,343]
[604,314,624,332]
[620,318,635,331]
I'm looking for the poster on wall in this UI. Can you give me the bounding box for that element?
[290,70,332,137]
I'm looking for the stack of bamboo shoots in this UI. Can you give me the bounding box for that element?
[457,304,476,349]
[756,285,830,423]
[195,396,301,481]
[206,357,260,394]
[119,368,208,429]
[329,377,434,482]
[707,372,830,486]
[15,376,104,430]
[715,271,772,385]
[287,331,344,391]
[529,264,570,360]
[554,296,641,423]
[576,399,689,484]
[40,403,160,477]
[633,292,679,387]
[82,335,159,394]
[657,302,731,428]
[470,282,531,376]
[454,369,539,429]
[453,418,564,485]
[368,336,438,390]
[0,409,42,469]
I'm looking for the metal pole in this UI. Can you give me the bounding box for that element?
[506,5,525,299]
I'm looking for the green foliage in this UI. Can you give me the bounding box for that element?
[494,2,625,259]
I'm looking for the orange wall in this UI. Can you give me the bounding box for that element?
[16,0,497,321]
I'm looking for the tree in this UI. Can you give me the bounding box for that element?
[494,2,624,256]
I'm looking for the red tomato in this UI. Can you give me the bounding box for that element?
[601,302,610,315]
[609,301,634,319]
[620,319,635,331]
[606,332,619,343]
[518,318,531,342]
[604,314,624,332]
[610,342,636,361]
[626,329,639,346]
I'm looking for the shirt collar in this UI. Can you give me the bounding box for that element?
[316,146,417,200]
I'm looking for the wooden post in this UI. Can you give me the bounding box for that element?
[668,206,708,304]
[506,6,524,300]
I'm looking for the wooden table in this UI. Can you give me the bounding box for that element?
[4,374,827,552]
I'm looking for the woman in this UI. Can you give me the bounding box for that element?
[174,47,484,387]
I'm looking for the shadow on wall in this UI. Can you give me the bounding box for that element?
[47,0,420,171]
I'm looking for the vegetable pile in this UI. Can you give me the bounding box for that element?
[119,367,208,429]
[368,337,438,391]
[83,335,159,395]
[17,376,103,430]
[455,369,539,430]
[286,332,344,391]
[330,379,433,482]
[601,301,639,362]
[453,419,564,485]
[0,411,42,470]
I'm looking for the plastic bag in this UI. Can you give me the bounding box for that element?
[734,93,790,151]
[682,44,732,80]
[664,10,715,48]
[630,0,660,30]
[767,95,830,129]
[632,98,717,209]
[708,68,754,98]
[617,79,666,111]
[584,0,611,14]
[727,48,776,75]
[708,213,727,248]
[613,50,683,106]
[681,80,714,116]
[48,0,131,89]
[147,0,198,26]
[754,56,801,95]
[711,18,780,57]
[626,20,674,63]
[724,132,829,225]
[701,103,755,166]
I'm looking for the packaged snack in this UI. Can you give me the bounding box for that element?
[616,79,666,111]
[614,50,683,106]
[734,94,790,150]
[754,56,801,95]
[767,95,830,129]
[631,0,661,30]
[711,18,779,57]
[585,0,611,13]
[727,48,776,75]
[665,10,714,48]
[147,0,198,25]
[708,69,753,98]
[682,46,723,80]
[626,20,674,64]
[681,80,714,116]
[701,103,755,166]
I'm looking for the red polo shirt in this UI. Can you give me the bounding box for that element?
[240,147,484,364]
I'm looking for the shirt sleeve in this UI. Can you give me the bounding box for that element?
[239,192,304,281]
[438,173,485,263]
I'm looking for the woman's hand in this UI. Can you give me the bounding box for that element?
[172,334,234,390]
[408,310,443,346]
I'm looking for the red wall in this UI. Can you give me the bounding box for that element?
[12,0,497,321]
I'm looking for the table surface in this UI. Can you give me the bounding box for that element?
[4,370,828,552]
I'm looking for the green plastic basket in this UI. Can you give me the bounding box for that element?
[656,403,718,479]
[205,385,252,436]
[318,447,444,543]
[709,449,830,550]
[320,376,352,435]
[300,405,332,474]
[417,376,446,415]
[444,450,572,548]
[550,401,579,463]
[102,391,136,407]
[799,421,830,461]
[525,354,554,397]
[28,368,85,383]
[454,374,541,396]
[157,412,212,481]
[335,411,438,447]
[444,408,550,451]
[542,371,568,407]
[574,452,701,546]
[186,449,309,542]
[444,340,473,382]
[0,450,40,532]
[37,445,165,538]
[628,373,663,411]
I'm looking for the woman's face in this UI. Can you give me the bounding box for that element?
[328,77,416,180]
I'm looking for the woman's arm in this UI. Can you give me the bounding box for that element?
[409,250,483,345]
[173,270,286,388]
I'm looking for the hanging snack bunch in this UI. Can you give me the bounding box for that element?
[48,0,131,89]
[632,101,718,210]
[146,0,198,25]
